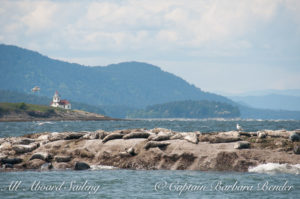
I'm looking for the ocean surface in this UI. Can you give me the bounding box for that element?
[0,119,300,198]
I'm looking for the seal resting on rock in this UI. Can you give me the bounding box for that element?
[102,132,124,143]
[123,132,150,139]
[144,141,170,150]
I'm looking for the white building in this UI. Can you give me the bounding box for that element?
[50,91,71,109]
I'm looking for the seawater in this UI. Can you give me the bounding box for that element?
[0,119,300,198]
[1,119,300,137]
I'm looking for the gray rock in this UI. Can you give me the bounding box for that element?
[144,141,170,150]
[74,162,90,170]
[289,133,300,142]
[1,157,23,164]
[294,145,300,154]
[54,156,71,162]
[234,141,250,149]
[123,132,150,139]
[30,152,52,162]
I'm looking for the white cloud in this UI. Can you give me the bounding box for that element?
[0,0,299,92]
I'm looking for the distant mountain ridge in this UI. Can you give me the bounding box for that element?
[0,44,233,108]
[230,94,300,111]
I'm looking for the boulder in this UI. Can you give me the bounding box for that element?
[170,133,183,140]
[289,133,300,142]
[25,159,46,169]
[0,157,23,164]
[293,145,300,154]
[54,155,72,162]
[123,132,150,139]
[0,142,12,150]
[12,143,39,154]
[102,132,124,143]
[30,152,52,162]
[144,141,170,150]
[74,162,90,170]
[234,141,250,149]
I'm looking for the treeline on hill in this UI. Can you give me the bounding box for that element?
[128,100,240,119]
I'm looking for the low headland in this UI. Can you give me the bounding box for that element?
[1,128,299,172]
[0,102,115,122]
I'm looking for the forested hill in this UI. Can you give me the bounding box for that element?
[0,44,233,108]
[128,100,240,119]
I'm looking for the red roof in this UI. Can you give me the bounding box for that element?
[59,100,70,105]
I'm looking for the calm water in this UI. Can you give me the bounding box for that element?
[1,119,300,137]
[0,119,300,198]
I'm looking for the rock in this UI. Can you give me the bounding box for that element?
[65,132,85,140]
[265,130,292,138]
[25,159,46,169]
[74,162,90,170]
[258,132,267,139]
[239,132,251,137]
[54,162,72,170]
[183,133,199,144]
[293,145,300,154]
[234,141,250,149]
[289,133,300,142]
[102,132,124,143]
[30,152,52,162]
[144,141,170,150]
[12,143,39,154]
[123,132,150,139]
[54,155,71,162]
[0,157,23,164]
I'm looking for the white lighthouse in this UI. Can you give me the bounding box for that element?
[50,91,71,109]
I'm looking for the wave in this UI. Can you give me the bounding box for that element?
[36,121,55,126]
[249,163,300,175]
[90,165,118,170]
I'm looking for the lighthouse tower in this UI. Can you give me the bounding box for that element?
[50,91,71,109]
[52,91,60,105]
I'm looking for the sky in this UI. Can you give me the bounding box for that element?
[1,0,300,95]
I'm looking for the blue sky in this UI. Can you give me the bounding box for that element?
[0,0,299,94]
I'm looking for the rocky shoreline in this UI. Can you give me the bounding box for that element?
[0,128,299,172]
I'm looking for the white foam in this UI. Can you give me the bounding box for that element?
[249,163,300,175]
[90,165,118,170]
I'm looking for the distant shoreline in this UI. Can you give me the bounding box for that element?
[0,102,121,122]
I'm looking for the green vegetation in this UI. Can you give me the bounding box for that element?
[0,102,59,118]
[128,100,240,119]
